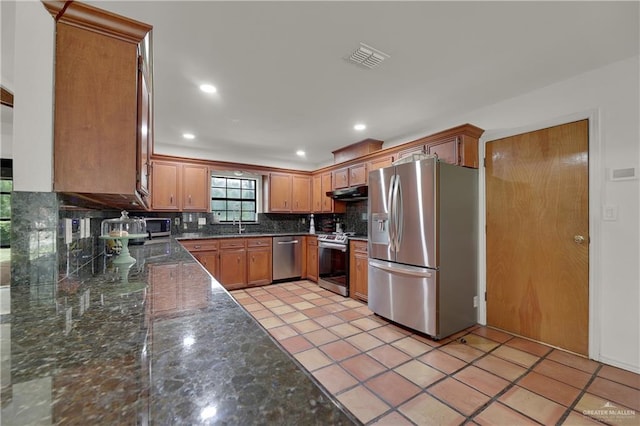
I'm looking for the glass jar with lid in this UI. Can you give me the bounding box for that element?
[101,211,146,237]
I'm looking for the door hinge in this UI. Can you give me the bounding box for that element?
[484,291,487,302]
[483,157,487,167]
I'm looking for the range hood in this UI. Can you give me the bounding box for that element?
[327,185,368,201]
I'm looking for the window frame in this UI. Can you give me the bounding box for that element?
[210,172,261,223]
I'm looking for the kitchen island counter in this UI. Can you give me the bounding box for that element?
[2,239,356,425]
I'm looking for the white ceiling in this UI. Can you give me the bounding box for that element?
[5,1,640,170]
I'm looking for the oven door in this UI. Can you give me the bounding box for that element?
[318,241,349,297]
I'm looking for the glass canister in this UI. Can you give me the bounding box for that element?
[101,211,146,237]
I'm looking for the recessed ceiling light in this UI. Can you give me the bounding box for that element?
[296,150,306,157]
[183,133,195,140]
[354,123,366,131]
[199,84,217,93]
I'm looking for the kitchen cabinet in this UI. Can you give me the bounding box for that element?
[396,145,426,160]
[312,172,346,213]
[150,160,209,211]
[182,237,272,290]
[45,1,152,210]
[427,136,479,168]
[349,240,368,302]
[334,163,367,189]
[148,262,209,317]
[219,239,247,290]
[265,173,310,213]
[246,238,273,286]
[306,236,318,282]
[180,239,219,278]
[368,155,394,172]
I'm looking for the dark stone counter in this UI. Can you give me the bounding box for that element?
[1,239,357,425]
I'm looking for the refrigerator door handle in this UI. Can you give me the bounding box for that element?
[388,174,397,252]
[368,259,433,279]
[395,175,403,249]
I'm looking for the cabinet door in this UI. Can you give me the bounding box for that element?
[427,137,459,165]
[291,175,311,212]
[269,173,292,212]
[306,239,318,282]
[54,24,139,196]
[349,163,367,186]
[219,249,247,290]
[312,174,322,212]
[397,145,425,160]
[321,173,333,212]
[247,247,272,286]
[349,241,368,302]
[368,156,393,172]
[182,164,209,211]
[137,55,151,198]
[151,161,181,210]
[193,251,219,279]
[333,169,349,189]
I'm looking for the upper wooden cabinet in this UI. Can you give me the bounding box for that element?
[44,1,153,210]
[311,172,345,213]
[265,173,311,213]
[150,160,209,211]
[368,156,393,172]
[333,163,367,189]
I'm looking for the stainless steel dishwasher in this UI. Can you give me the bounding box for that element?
[272,236,302,281]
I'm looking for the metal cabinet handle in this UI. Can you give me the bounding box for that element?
[194,245,201,249]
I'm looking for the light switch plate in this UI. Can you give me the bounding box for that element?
[603,204,618,221]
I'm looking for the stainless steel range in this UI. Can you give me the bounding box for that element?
[317,233,349,297]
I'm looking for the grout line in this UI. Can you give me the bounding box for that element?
[557,363,604,425]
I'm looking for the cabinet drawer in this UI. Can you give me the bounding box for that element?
[247,237,272,248]
[350,240,368,254]
[220,238,246,249]
[181,239,219,252]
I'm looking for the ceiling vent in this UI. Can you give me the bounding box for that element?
[346,43,390,69]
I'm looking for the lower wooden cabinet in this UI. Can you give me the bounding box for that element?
[349,240,368,302]
[305,236,318,282]
[180,239,219,278]
[247,238,272,286]
[182,237,272,291]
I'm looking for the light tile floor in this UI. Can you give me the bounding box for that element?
[230,281,640,425]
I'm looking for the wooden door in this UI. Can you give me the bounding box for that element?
[349,163,367,186]
[269,173,292,212]
[486,119,589,355]
[182,164,209,211]
[427,137,458,165]
[306,238,318,282]
[312,174,322,212]
[219,249,246,290]
[349,240,368,302]
[151,161,180,210]
[292,175,311,212]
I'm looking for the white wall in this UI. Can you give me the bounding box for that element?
[389,56,639,372]
[11,0,54,192]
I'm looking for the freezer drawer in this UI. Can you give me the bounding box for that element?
[368,259,437,337]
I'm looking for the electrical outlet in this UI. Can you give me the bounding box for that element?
[174,217,180,226]
[198,217,206,225]
[473,296,478,308]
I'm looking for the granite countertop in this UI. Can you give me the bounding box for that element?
[2,239,357,425]
[174,232,313,240]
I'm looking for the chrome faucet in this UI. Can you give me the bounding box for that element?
[234,211,246,234]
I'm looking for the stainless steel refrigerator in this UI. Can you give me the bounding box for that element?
[368,157,478,339]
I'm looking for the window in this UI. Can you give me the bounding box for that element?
[210,175,258,222]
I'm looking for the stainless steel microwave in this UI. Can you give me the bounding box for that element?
[144,218,172,238]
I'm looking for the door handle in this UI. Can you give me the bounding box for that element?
[574,235,586,244]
